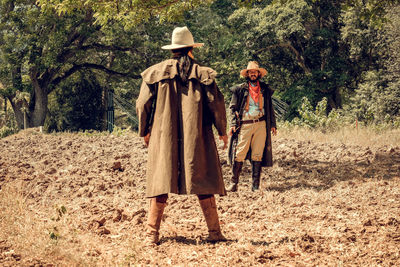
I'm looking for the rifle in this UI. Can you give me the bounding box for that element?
[228,111,241,165]
[232,111,241,135]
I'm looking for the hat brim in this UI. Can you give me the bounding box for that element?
[161,43,204,50]
[240,68,267,78]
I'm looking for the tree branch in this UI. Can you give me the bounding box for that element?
[139,0,180,11]
[57,43,144,64]
[50,63,141,91]
[80,43,133,52]
[257,41,312,74]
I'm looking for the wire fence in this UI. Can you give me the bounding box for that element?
[108,92,288,133]
[113,93,139,125]
[272,97,289,120]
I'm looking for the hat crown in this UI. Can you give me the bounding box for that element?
[161,26,203,50]
[247,61,260,70]
[171,27,194,45]
[240,61,268,78]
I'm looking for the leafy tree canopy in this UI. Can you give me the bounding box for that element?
[0,0,176,128]
[1,0,400,131]
[37,0,213,27]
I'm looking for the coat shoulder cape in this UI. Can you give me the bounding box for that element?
[141,59,217,86]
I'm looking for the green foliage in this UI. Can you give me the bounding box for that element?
[340,1,383,74]
[78,129,108,137]
[349,71,383,123]
[51,205,67,222]
[0,125,16,138]
[111,125,132,136]
[1,0,171,128]
[49,205,67,241]
[224,0,353,112]
[350,70,400,124]
[290,97,345,130]
[347,5,400,124]
[0,98,18,138]
[37,0,213,27]
[45,73,103,132]
[342,0,400,27]
[1,0,399,130]
[49,231,60,240]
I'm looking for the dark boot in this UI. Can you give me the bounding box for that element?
[226,161,243,192]
[252,161,262,191]
[146,198,166,244]
[198,196,227,242]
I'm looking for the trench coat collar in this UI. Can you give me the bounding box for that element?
[141,59,216,85]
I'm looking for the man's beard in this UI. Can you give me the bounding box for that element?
[247,75,259,83]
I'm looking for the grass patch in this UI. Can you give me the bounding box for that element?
[0,184,83,265]
[277,123,400,148]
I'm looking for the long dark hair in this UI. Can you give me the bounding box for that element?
[171,47,193,83]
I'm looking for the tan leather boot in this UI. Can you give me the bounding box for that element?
[146,198,166,244]
[199,196,227,242]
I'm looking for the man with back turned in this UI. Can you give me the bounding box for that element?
[136,26,228,245]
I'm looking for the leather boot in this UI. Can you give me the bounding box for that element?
[199,196,227,242]
[226,161,243,192]
[146,198,166,244]
[252,161,262,191]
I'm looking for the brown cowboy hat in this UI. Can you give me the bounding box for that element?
[240,61,268,78]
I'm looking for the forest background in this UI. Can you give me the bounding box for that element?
[1,1,400,265]
[1,0,400,136]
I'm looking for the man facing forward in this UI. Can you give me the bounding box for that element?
[227,61,277,192]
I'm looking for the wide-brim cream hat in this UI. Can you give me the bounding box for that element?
[240,61,268,78]
[161,26,204,50]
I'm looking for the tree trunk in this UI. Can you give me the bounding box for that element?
[30,87,48,127]
[334,87,342,108]
[9,97,25,129]
[102,88,108,131]
[3,97,6,125]
[10,77,49,129]
[23,111,27,130]
[29,73,49,127]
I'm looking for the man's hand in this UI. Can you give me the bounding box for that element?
[219,135,228,149]
[228,127,236,136]
[144,133,150,147]
[271,127,277,136]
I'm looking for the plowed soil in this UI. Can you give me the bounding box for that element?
[0,128,399,266]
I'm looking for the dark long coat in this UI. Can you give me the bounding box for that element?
[228,81,277,167]
[136,59,227,197]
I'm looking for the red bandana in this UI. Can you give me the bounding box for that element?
[248,81,261,103]
[245,81,263,112]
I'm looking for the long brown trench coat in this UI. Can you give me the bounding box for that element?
[136,59,227,198]
[228,81,277,167]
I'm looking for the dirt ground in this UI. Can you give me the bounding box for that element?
[0,128,399,266]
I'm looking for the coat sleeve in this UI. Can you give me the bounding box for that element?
[204,81,227,136]
[135,81,156,137]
